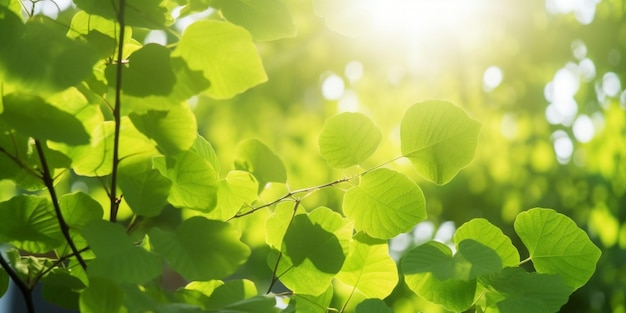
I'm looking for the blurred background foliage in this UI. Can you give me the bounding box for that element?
[189,0,626,311]
[1,0,625,312]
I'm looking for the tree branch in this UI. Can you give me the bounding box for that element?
[110,0,127,223]
[0,252,35,313]
[34,140,87,270]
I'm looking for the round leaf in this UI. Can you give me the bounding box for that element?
[318,112,382,168]
[173,20,267,99]
[514,208,601,290]
[118,168,172,217]
[149,217,251,281]
[343,168,426,239]
[454,218,520,267]
[79,277,124,313]
[129,105,197,156]
[234,139,287,188]
[400,100,481,185]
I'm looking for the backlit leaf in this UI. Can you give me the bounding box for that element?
[234,139,286,189]
[0,195,63,253]
[0,93,89,145]
[82,220,162,284]
[265,201,306,250]
[173,20,267,99]
[41,268,86,310]
[318,112,381,168]
[274,207,352,295]
[79,277,125,313]
[149,217,251,281]
[402,269,476,312]
[190,135,221,176]
[514,208,602,290]
[454,218,520,267]
[0,11,98,93]
[154,151,218,212]
[479,267,571,313]
[74,0,172,28]
[336,233,398,299]
[355,299,393,313]
[400,100,481,185]
[59,192,104,231]
[203,170,258,221]
[118,168,172,217]
[343,168,426,239]
[294,286,333,313]
[213,0,297,41]
[129,105,197,155]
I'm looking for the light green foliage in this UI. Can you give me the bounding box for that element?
[82,220,162,284]
[479,267,571,313]
[118,168,172,217]
[514,208,602,289]
[355,299,394,313]
[173,20,267,99]
[273,207,352,295]
[0,93,89,145]
[294,286,333,313]
[0,195,62,253]
[0,1,606,312]
[318,112,382,168]
[129,105,198,155]
[401,100,481,185]
[154,150,218,212]
[79,277,125,313]
[336,234,399,300]
[234,138,287,188]
[343,168,426,239]
[213,0,297,41]
[0,9,98,93]
[149,217,251,281]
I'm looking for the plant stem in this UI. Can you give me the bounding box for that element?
[34,140,87,270]
[0,253,35,313]
[265,200,301,294]
[33,246,90,285]
[110,0,127,223]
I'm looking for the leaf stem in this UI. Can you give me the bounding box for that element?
[110,0,127,223]
[34,140,87,270]
[518,256,532,266]
[0,252,35,313]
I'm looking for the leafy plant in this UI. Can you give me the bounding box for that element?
[0,0,601,313]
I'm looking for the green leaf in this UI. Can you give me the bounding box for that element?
[129,106,197,155]
[119,168,172,217]
[479,267,571,313]
[234,139,287,189]
[514,208,602,290]
[265,201,306,250]
[82,220,162,284]
[0,0,22,18]
[0,195,63,253]
[180,279,261,311]
[274,207,352,295]
[401,240,502,281]
[336,233,398,299]
[402,269,476,312]
[0,93,90,145]
[79,277,125,313]
[213,0,297,41]
[454,218,520,267]
[294,286,333,313]
[173,20,267,99]
[0,12,98,93]
[400,100,481,185]
[204,170,259,221]
[74,0,172,28]
[190,135,221,176]
[318,112,382,168]
[355,299,393,313]
[41,268,86,310]
[105,43,176,97]
[154,151,218,212]
[59,192,104,231]
[149,216,251,281]
[67,117,157,177]
[67,11,126,58]
[343,168,426,239]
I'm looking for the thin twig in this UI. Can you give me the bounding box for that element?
[34,140,87,270]
[110,0,127,223]
[0,252,35,313]
[32,246,90,285]
[266,200,301,294]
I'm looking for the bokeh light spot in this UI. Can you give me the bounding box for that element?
[573,115,595,143]
[321,73,345,101]
[483,66,503,92]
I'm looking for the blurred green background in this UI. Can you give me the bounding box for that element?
[2,0,625,312]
